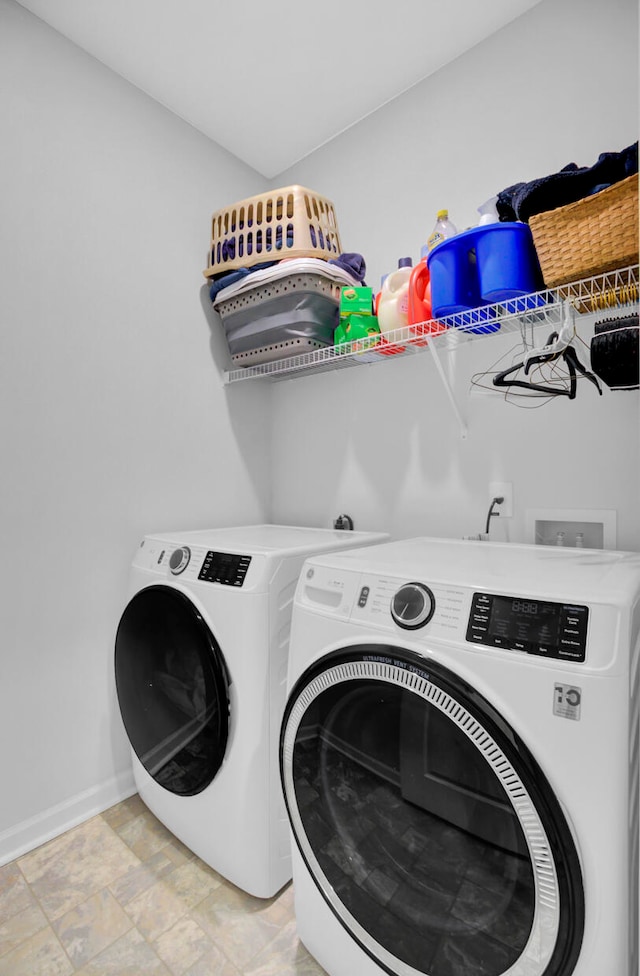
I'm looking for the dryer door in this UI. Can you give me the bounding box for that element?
[280,646,584,976]
[115,585,229,797]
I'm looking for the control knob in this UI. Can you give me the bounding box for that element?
[391,582,435,630]
[169,546,191,575]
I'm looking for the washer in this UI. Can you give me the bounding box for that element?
[280,537,640,976]
[114,524,387,898]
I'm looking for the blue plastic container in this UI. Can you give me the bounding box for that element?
[427,235,481,315]
[474,223,543,302]
[427,222,543,333]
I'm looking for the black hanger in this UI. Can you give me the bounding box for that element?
[493,331,601,399]
[560,345,602,396]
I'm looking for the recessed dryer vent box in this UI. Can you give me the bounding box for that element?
[525,508,617,549]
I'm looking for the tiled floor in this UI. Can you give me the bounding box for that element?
[0,795,328,975]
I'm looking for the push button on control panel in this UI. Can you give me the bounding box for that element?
[468,593,491,640]
[358,586,370,608]
[557,606,589,660]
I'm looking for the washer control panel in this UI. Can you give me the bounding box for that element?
[198,551,252,586]
[466,592,589,662]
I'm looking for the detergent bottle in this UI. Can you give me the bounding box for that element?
[377,257,413,335]
[407,251,449,338]
[408,255,432,326]
[427,210,458,252]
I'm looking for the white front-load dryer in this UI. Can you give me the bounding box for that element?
[114,524,387,898]
[280,537,640,976]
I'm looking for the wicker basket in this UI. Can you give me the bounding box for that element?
[203,185,342,278]
[529,173,639,287]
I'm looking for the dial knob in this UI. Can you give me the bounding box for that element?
[390,582,435,630]
[169,546,191,575]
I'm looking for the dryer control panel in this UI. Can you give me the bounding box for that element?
[467,592,588,662]
[198,551,252,586]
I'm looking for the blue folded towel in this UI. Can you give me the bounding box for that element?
[329,252,367,283]
[497,143,638,223]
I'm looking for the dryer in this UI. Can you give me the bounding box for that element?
[280,537,640,976]
[114,524,387,898]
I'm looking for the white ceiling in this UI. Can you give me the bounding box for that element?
[15,0,544,179]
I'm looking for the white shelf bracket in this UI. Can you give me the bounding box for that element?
[428,340,468,438]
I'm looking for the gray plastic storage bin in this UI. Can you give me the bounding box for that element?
[213,260,359,367]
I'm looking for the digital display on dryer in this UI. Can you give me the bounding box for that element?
[489,597,560,646]
[198,551,251,586]
[466,592,588,662]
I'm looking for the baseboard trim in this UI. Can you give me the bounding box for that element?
[0,768,137,866]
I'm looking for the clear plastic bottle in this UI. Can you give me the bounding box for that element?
[427,210,458,252]
[377,257,413,335]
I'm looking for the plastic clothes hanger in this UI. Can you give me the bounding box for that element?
[493,330,602,399]
[524,322,602,396]
[563,345,603,395]
[522,301,575,373]
[492,346,573,397]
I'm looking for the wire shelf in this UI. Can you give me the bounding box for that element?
[222,265,639,384]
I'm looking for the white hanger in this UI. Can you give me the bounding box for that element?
[523,301,575,373]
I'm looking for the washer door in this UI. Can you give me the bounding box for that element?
[115,585,229,797]
[280,646,584,976]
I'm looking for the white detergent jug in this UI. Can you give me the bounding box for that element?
[377,257,413,335]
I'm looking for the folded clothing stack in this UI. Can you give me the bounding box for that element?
[208,251,366,302]
[496,143,638,224]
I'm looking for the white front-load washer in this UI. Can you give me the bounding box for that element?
[114,524,387,898]
[280,537,640,976]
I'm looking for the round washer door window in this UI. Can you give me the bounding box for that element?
[280,646,584,976]
[115,585,229,796]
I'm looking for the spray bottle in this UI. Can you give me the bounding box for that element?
[477,195,500,225]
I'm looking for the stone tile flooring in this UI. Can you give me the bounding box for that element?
[0,795,328,975]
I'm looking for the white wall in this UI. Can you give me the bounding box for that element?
[270,0,639,549]
[0,0,270,862]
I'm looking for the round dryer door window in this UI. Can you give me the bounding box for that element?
[280,646,584,976]
[115,585,229,797]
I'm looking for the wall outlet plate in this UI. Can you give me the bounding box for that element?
[489,481,513,518]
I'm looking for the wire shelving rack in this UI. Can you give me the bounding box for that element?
[222,265,639,386]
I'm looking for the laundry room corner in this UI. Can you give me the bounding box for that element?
[1,6,639,969]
